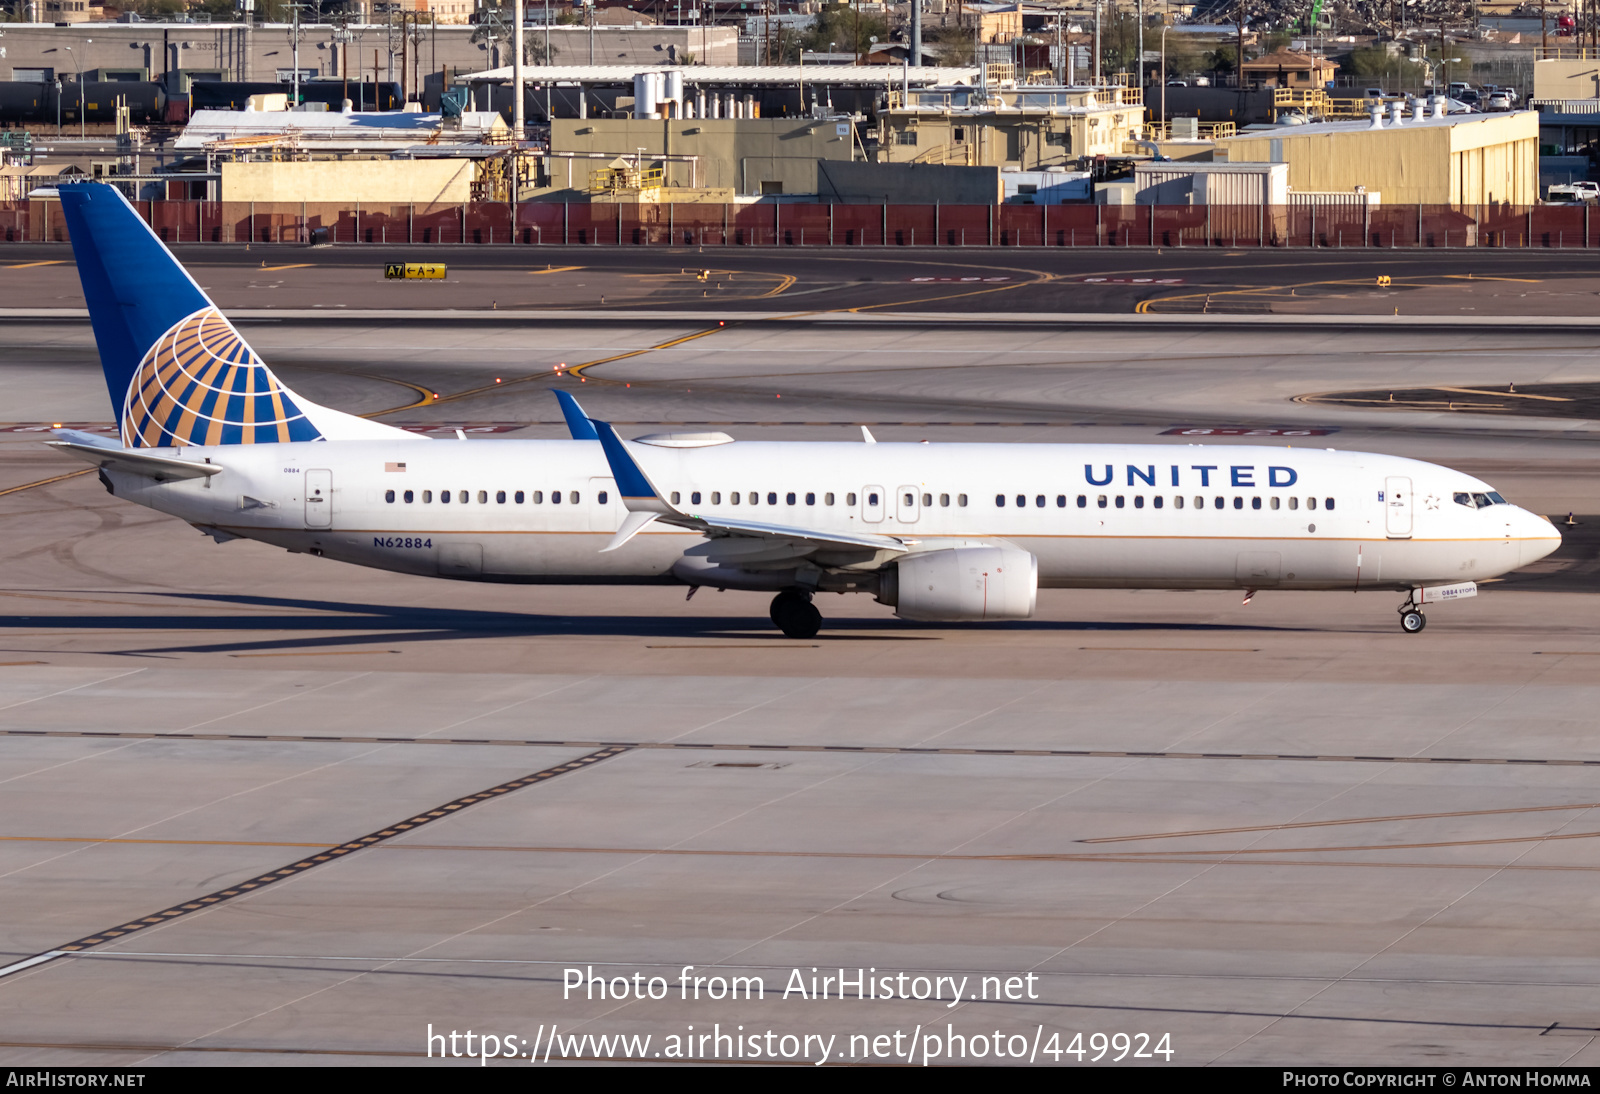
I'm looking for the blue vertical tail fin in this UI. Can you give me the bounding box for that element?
[59,181,417,448]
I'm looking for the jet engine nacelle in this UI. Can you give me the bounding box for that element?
[878,546,1038,622]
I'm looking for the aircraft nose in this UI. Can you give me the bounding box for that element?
[1516,508,1562,567]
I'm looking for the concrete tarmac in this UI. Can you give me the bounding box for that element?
[0,313,1598,1067]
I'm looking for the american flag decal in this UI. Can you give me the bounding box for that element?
[385,462,407,472]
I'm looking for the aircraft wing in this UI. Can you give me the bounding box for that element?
[47,439,223,482]
[590,419,908,558]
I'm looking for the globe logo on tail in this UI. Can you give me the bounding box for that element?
[122,307,323,448]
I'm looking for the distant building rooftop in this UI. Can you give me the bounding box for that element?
[461,64,977,86]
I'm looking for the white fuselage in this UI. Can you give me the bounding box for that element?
[105,439,1560,592]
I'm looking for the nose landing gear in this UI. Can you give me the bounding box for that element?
[1398,596,1426,634]
[770,589,822,639]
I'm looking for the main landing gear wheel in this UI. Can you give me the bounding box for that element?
[1400,610,1426,634]
[770,590,822,639]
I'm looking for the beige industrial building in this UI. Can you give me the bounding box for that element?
[877,83,1146,170]
[1533,58,1600,101]
[543,116,856,197]
[219,160,474,205]
[1215,110,1539,206]
[0,22,737,87]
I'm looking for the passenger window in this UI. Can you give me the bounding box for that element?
[598,491,608,505]
[957,494,967,507]
[768,492,778,505]
[711,492,721,504]
[1288,496,1298,510]
[551,491,561,504]
[826,493,836,505]
[730,492,740,505]
[1153,496,1163,509]
[788,492,797,505]
[750,492,759,505]
[423,490,432,503]
[404,490,415,504]
[1214,497,1224,509]
[1115,495,1125,508]
[1016,495,1026,508]
[922,493,932,506]
[1233,497,1243,510]
[477,490,487,504]
[1325,498,1335,511]
[1077,495,1087,508]
[1307,497,1317,510]
[691,491,702,505]
[806,492,815,506]
[1034,495,1044,508]
[571,492,580,504]
[1097,495,1107,508]
[496,490,506,504]
[996,494,1006,507]
[385,489,395,503]
[1251,497,1261,510]
[1134,495,1144,509]
[1270,496,1279,510]
[671,491,681,505]
[1193,496,1202,508]
[847,492,858,505]
[1174,496,1184,509]
[940,494,950,507]
[533,490,543,503]
[1056,495,1066,508]
[459,491,468,504]
[515,491,524,504]
[441,490,452,505]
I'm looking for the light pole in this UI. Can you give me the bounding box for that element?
[54,76,62,136]
[1160,24,1168,127]
[64,44,86,139]
[1093,0,1101,84]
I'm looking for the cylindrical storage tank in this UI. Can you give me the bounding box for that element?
[745,93,759,119]
[723,92,735,118]
[633,71,658,118]
[664,69,684,105]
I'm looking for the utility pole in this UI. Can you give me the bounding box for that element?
[1093,0,1101,82]
[912,0,921,67]
[287,3,306,108]
[514,0,525,139]
[1542,0,1548,56]
[1137,0,1144,87]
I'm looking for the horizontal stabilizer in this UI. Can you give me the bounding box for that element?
[48,440,222,481]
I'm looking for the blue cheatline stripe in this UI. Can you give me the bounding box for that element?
[553,390,600,441]
[593,421,658,501]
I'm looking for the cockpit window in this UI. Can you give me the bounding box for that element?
[1486,491,1507,505]
[1455,491,1508,509]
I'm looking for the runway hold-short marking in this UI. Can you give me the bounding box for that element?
[0,746,628,977]
[0,729,1594,767]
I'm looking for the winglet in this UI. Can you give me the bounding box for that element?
[600,509,660,553]
[861,426,877,444]
[553,390,600,441]
[593,420,677,515]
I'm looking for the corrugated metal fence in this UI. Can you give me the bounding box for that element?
[1,200,1594,249]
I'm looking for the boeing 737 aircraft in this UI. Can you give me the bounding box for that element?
[48,182,1560,638]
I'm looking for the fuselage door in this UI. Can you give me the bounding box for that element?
[861,485,885,523]
[588,476,619,532]
[305,468,332,528]
[896,485,921,524]
[1384,475,1413,539]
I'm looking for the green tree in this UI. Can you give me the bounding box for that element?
[801,6,888,56]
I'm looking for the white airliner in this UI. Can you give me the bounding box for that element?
[48,182,1560,638]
